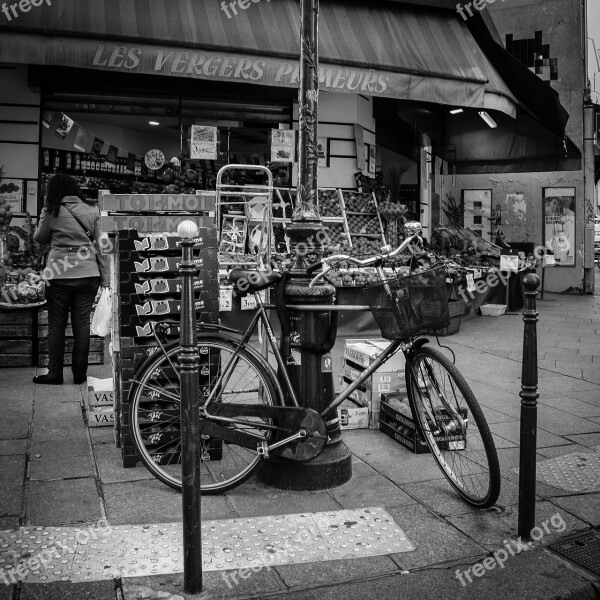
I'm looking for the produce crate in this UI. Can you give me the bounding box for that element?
[0,306,37,367]
[88,405,115,428]
[379,396,467,454]
[431,299,466,337]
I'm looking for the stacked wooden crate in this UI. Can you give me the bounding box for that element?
[99,192,218,467]
[0,308,36,367]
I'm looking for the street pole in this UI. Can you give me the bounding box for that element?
[259,0,352,490]
[177,220,202,594]
[518,273,540,538]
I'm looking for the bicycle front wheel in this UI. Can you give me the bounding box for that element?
[406,346,500,508]
[128,335,278,493]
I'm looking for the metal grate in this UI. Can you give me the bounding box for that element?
[548,530,600,576]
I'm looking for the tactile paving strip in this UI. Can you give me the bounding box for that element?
[0,507,413,583]
[512,449,600,493]
[548,530,600,576]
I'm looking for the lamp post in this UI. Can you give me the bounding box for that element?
[177,220,202,594]
[259,0,352,490]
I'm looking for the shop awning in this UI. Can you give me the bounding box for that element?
[0,0,517,117]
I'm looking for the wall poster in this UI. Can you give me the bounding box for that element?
[543,187,576,265]
[0,179,24,213]
[462,189,492,241]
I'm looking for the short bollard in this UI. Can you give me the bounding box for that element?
[177,221,202,594]
[518,273,541,538]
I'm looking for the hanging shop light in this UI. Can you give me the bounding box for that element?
[478,111,498,128]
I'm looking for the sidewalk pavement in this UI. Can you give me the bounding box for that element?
[1,287,600,599]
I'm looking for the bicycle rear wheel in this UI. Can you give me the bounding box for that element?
[128,335,278,493]
[406,345,500,508]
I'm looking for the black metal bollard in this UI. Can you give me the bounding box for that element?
[177,221,202,594]
[518,273,540,538]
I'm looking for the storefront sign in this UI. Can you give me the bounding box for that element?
[0,36,493,112]
[543,187,575,266]
[270,129,295,163]
[100,193,214,212]
[190,125,217,160]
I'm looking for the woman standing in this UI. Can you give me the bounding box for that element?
[33,174,109,385]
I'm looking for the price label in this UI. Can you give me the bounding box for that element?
[474,269,482,279]
[500,255,519,273]
[240,291,266,311]
[241,295,257,310]
[219,287,233,312]
[466,273,476,292]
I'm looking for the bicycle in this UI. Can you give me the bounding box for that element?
[128,234,501,508]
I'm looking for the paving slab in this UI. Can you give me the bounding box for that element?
[327,475,416,510]
[226,479,341,518]
[387,504,486,570]
[547,492,600,526]
[0,412,31,439]
[0,454,24,516]
[29,438,90,457]
[564,389,600,405]
[93,444,156,484]
[490,422,570,448]
[564,432,600,448]
[349,457,380,478]
[446,501,589,552]
[122,570,286,600]
[344,430,455,484]
[90,428,115,445]
[401,477,520,517]
[0,439,27,455]
[275,554,398,589]
[21,581,116,600]
[0,516,19,529]
[27,478,102,525]
[29,453,94,481]
[538,396,600,418]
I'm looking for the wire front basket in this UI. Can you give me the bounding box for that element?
[365,264,450,340]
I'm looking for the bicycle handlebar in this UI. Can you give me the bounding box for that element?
[308,234,422,286]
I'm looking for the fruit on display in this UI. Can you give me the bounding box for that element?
[0,268,45,304]
[377,200,408,220]
[343,191,376,213]
[162,168,175,184]
[0,200,14,233]
[318,189,342,217]
[351,236,381,256]
[324,223,349,249]
[347,214,380,235]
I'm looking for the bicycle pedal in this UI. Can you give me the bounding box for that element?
[257,441,269,459]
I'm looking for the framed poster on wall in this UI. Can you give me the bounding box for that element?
[0,179,24,213]
[462,189,492,241]
[543,187,576,265]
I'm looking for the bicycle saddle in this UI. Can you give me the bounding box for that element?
[228,269,282,292]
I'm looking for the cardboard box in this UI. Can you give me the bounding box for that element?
[337,398,369,430]
[344,339,405,371]
[88,405,115,428]
[87,377,115,408]
[343,359,406,394]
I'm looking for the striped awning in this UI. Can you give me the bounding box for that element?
[0,0,517,117]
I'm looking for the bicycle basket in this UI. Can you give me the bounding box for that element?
[364,264,450,340]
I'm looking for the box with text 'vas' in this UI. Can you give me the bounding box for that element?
[87,377,115,408]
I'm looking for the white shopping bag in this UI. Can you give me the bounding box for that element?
[91,287,112,337]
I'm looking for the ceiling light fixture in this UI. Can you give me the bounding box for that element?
[478,111,497,128]
[148,120,160,126]
[450,108,463,114]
